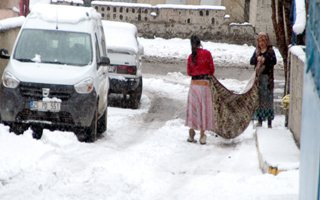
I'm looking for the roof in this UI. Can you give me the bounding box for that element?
[102,20,139,54]
[92,1,225,10]
[28,4,101,24]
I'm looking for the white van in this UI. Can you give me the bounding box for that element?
[102,20,143,109]
[0,4,110,142]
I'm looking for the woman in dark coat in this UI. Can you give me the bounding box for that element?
[250,32,277,128]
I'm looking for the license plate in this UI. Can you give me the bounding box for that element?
[108,66,116,73]
[30,100,61,112]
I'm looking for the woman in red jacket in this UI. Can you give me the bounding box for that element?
[185,35,215,145]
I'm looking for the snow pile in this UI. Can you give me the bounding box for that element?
[139,37,284,67]
[290,45,306,63]
[0,16,25,31]
[293,0,306,35]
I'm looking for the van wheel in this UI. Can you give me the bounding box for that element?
[97,108,107,137]
[129,77,143,109]
[80,107,97,143]
[9,123,28,135]
[31,125,43,140]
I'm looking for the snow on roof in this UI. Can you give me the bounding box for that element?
[293,0,306,35]
[51,0,84,4]
[28,4,100,24]
[289,45,306,63]
[102,20,139,54]
[0,16,25,31]
[92,1,152,8]
[156,4,225,10]
[92,1,225,10]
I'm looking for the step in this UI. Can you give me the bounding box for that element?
[256,128,300,175]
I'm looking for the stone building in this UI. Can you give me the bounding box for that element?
[0,0,20,20]
[92,1,255,44]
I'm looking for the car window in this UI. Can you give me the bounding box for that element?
[14,29,93,66]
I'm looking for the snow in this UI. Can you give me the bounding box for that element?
[29,4,100,23]
[290,45,306,63]
[0,81,299,200]
[257,128,300,170]
[138,37,284,68]
[0,16,25,31]
[29,0,51,10]
[102,20,139,54]
[91,1,225,10]
[292,0,306,35]
[91,1,152,8]
[0,25,297,199]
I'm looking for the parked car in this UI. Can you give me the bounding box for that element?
[102,20,144,109]
[0,4,110,142]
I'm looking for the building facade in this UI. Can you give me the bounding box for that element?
[299,0,320,199]
[92,1,255,44]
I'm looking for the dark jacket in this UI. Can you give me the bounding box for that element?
[250,46,277,89]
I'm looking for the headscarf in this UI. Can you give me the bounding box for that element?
[256,32,272,55]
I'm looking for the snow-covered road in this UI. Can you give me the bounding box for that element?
[0,72,298,200]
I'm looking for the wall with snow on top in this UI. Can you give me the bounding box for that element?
[288,45,306,146]
[92,1,256,44]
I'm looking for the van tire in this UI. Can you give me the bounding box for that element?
[31,125,43,140]
[86,108,98,142]
[129,77,143,109]
[77,107,97,143]
[97,108,107,137]
[9,123,28,135]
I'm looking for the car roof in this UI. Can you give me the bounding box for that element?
[102,20,139,54]
[28,4,100,24]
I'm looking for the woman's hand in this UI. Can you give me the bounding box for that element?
[257,56,265,64]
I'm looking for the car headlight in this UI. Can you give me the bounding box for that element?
[74,78,94,94]
[2,72,20,88]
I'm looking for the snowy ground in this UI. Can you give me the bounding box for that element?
[0,38,298,199]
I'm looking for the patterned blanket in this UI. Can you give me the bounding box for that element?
[209,66,262,139]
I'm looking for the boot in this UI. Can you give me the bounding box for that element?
[199,134,207,145]
[268,119,272,128]
[255,120,262,128]
[187,129,196,143]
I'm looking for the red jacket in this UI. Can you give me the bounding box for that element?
[187,48,214,76]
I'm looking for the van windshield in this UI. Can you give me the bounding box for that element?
[14,29,92,66]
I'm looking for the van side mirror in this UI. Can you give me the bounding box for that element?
[0,49,10,59]
[99,56,110,66]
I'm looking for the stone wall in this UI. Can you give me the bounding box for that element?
[222,0,246,22]
[0,0,19,9]
[249,0,276,45]
[92,2,255,44]
[0,0,19,20]
[0,27,21,76]
[288,46,305,146]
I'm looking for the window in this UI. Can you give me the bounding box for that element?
[14,29,92,66]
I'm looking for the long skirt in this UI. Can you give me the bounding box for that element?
[185,80,214,131]
[254,74,274,121]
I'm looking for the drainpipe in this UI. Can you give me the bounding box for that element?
[19,0,29,16]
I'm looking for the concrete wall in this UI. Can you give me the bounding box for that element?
[249,0,276,45]
[138,0,165,5]
[222,0,245,22]
[288,46,305,146]
[0,0,20,20]
[0,0,20,9]
[0,27,20,76]
[93,2,255,44]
